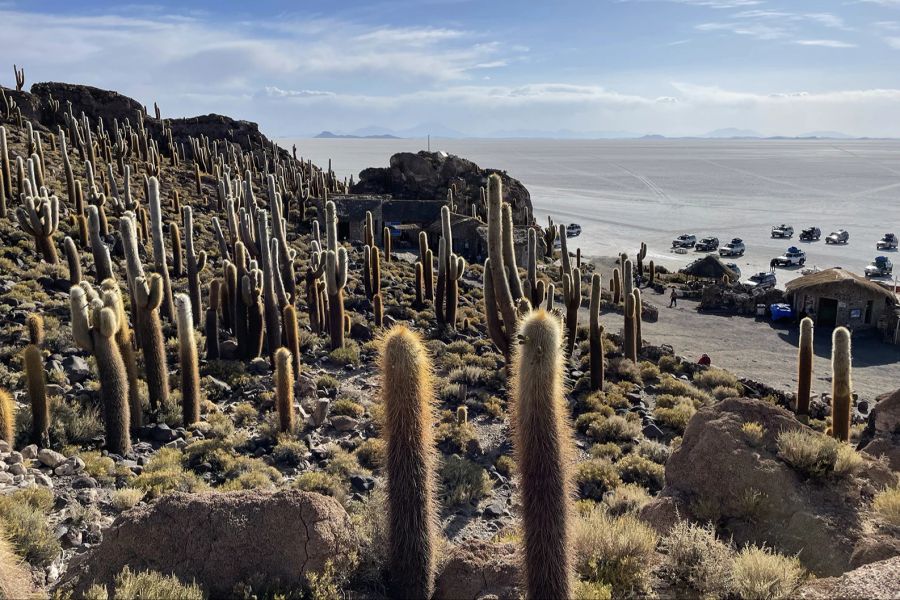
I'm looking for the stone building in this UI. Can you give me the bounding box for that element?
[320,195,445,246]
[784,268,898,331]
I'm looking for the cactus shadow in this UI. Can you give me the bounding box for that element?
[777,327,900,367]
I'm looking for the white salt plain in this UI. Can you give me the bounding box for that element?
[283,137,900,288]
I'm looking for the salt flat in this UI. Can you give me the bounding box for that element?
[285,137,900,287]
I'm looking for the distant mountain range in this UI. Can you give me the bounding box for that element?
[302,126,870,141]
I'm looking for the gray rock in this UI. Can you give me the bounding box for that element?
[7,450,24,464]
[20,445,38,460]
[0,472,13,485]
[249,357,270,375]
[330,415,358,432]
[642,423,665,440]
[483,501,506,519]
[38,448,67,468]
[63,355,91,383]
[33,471,54,487]
[8,463,27,476]
[72,476,98,489]
[54,456,85,476]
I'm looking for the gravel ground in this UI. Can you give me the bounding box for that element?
[590,257,900,401]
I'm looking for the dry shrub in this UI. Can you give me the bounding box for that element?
[741,422,765,447]
[440,455,491,506]
[694,368,742,392]
[615,454,665,493]
[576,459,622,500]
[0,487,60,567]
[573,504,658,595]
[85,566,204,600]
[872,485,900,527]
[660,521,732,597]
[776,429,861,478]
[602,484,651,516]
[729,545,805,600]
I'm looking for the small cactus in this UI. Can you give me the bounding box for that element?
[831,326,852,442]
[274,347,295,433]
[796,317,813,417]
[511,310,574,599]
[26,313,44,347]
[175,294,200,427]
[23,343,48,445]
[380,326,437,599]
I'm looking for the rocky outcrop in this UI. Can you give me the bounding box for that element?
[434,540,520,600]
[639,398,897,576]
[62,490,357,597]
[798,555,900,599]
[858,387,900,470]
[353,151,533,224]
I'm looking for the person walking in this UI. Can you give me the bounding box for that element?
[669,287,677,308]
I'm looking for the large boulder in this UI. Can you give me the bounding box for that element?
[639,398,897,576]
[353,151,532,224]
[434,539,520,600]
[858,388,900,470]
[798,555,900,599]
[63,490,357,597]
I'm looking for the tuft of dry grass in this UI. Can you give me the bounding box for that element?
[660,521,732,597]
[872,485,900,527]
[776,429,861,478]
[741,422,765,447]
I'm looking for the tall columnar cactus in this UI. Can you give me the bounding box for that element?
[624,293,637,363]
[636,242,647,275]
[589,274,604,392]
[23,341,48,445]
[257,210,282,357]
[623,258,634,300]
[175,294,200,427]
[17,191,60,263]
[133,274,169,414]
[0,389,13,445]
[612,268,621,305]
[363,244,381,300]
[383,226,392,262]
[283,304,301,384]
[414,262,424,306]
[374,293,384,328]
[274,347,295,433]
[418,232,434,302]
[1,127,11,205]
[147,177,175,320]
[102,280,143,431]
[70,284,131,454]
[64,236,82,285]
[364,211,375,247]
[796,317,814,418]
[436,207,466,327]
[206,279,221,360]
[242,263,265,359]
[87,205,113,282]
[324,201,348,350]
[648,260,656,285]
[171,224,183,277]
[558,223,571,281]
[633,288,643,356]
[484,174,521,360]
[543,216,556,258]
[304,241,326,334]
[380,326,437,599]
[222,260,237,334]
[562,268,581,357]
[525,228,546,308]
[501,204,523,300]
[831,326,852,442]
[27,313,44,347]
[182,206,207,324]
[511,310,574,600]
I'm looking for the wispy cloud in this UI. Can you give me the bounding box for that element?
[795,39,857,48]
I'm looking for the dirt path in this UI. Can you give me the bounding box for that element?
[590,258,900,401]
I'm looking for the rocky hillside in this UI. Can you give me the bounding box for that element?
[0,80,897,599]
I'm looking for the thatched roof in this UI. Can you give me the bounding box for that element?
[679,255,739,280]
[785,268,897,303]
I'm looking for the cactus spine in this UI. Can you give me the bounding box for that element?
[70,284,131,454]
[0,389,13,446]
[380,326,437,599]
[324,201,348,350]
[831,327,852,442]
[796,317,813,417]
[512,311,574,599]
[175,294,200,427]
[589,274,605,392]
[274,347,295,433]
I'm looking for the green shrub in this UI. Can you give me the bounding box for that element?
[616,454,665,493]
[729,545,805,600]
[440,455,491,506]
[576,459,622,500]
[130,448,208,498]
[330,398,364,418]
[329,341,360,366]
[294,471,346,503]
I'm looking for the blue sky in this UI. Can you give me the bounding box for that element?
[3,0,900,137]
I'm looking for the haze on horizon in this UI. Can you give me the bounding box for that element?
[2,0,900,138]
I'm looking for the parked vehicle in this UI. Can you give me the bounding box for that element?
[747,271,777,290]
[825,229,850,245]
[566,223,582,238]
[725,262,742,278]
[799,227,821,241]
[877,233,898,250]
[865,256,893,278]
[696,237,719,252]
[719,238,745,257]
[772,246,806,267]
[672,234,697,249]
[771,224,794,239]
